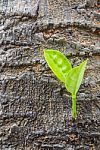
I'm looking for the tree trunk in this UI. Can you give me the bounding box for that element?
[0,0,100,149]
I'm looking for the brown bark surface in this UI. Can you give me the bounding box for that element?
[0,0,100,149]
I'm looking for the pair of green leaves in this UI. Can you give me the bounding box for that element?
[44,49,88,119]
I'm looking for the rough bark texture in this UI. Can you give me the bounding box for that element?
[0,0,100,150]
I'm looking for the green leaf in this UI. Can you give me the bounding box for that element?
[65,59,88,95]
[44,49,72,83]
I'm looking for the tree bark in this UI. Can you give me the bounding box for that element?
[0,0,100,149]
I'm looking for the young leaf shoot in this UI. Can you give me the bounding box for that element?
[44,49,88,119]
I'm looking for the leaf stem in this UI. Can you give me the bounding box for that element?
[72,94,77,119]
